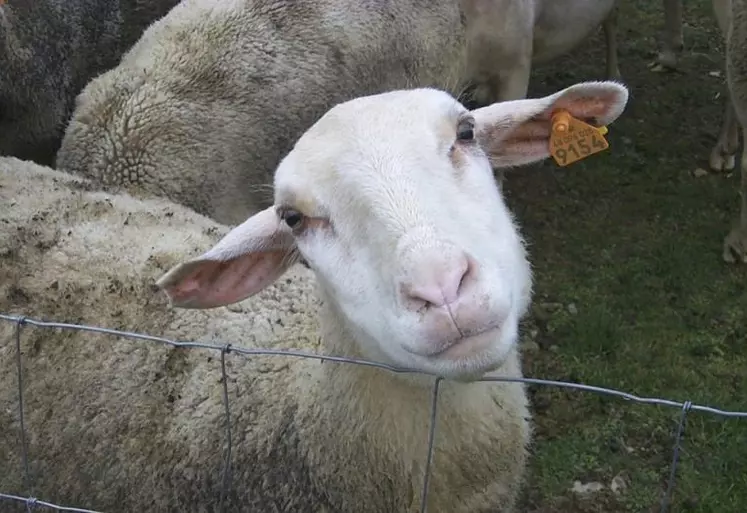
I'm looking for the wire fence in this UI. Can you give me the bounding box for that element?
[1,312,746,513]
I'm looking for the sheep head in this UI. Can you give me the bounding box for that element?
[157,81,629,379]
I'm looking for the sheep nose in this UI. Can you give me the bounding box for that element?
[400,252,473,308]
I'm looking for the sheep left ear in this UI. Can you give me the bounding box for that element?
[471,81,629,168]
[156,206,297,309]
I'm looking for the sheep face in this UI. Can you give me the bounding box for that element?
[269,89,530,379]
[157,81,629,380]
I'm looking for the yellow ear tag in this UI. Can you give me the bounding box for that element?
[549,109,610,167]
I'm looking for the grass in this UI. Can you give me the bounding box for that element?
[507,1,747,511]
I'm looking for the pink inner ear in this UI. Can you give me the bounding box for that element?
[552,94,617,124]
[164,250,290,309]
[502,118,552,144]
[486,117,552,163]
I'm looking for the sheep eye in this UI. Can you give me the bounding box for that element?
[457,127,473,141]
[280,209,304,229]
[456,118,475,142]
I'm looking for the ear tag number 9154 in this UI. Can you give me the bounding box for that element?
[549,109,610,167]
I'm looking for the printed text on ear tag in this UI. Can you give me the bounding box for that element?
[549,109,609,167]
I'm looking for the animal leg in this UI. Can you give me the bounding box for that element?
[603,6,622,80]
[723,141,747,262]
[710,93,740,171]
[655,0,684,69]
[496,59,532,102]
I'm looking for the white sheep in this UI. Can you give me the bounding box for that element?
[55,0,619,226]
[2,79,629,512]
[0,0,181,166]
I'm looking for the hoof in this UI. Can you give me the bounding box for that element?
[723,225,747,264]
[709,148,737,172]
[649,51,679,73]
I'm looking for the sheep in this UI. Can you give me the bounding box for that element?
[702,0,747,263]
[1,79,629,512]
[0,0,181,166]
[55,0,620,227]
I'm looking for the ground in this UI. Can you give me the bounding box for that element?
[506,1,747,512]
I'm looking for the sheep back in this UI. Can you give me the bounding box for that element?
[55,0,470,225]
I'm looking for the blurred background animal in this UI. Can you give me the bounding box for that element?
[0,0,180,165]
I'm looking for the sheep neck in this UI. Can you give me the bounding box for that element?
[289,287,530,511]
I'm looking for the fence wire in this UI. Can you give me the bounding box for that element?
[1,313,746,513]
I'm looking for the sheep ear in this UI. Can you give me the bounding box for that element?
[471,81,629,168]
[156,206,296,309]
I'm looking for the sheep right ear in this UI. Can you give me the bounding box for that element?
[471,80,629,168]
[156,206,296,309]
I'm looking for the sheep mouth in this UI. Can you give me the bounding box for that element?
[425,325,502,360]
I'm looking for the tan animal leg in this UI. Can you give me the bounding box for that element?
[724,19,747,262]
[497,59,532,101]
[709,94,740,171]
[721,0,747,262]
[656,0,684,69]
[603,7,622,80]
[708,0,737,172]
[468,54,532,104]
[723,142,747,262]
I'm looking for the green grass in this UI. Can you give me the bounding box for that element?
[507,1,747,511]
